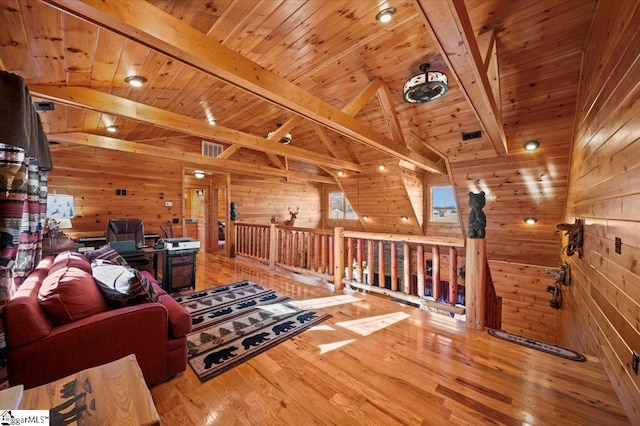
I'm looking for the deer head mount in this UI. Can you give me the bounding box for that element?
[556,218,583,258]
[284,207,299,226]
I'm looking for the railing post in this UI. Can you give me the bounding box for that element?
[269,223,277,269]
[367,240,374,285]
[449,246,458,305]
[334,227,344,291]
[228,220,236,258]
[417,244,425,298]
[466,238,486,330]
[432,245,440,301]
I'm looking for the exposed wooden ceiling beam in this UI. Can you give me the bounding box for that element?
[414,0,508,156]
[30,85,362,173]
[42,0,419,163]
[47,132,335,184]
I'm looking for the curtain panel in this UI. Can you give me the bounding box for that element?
[0,144,48,389]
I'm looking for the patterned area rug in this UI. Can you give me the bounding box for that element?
[173,280,331,382]
[488,329,587,362]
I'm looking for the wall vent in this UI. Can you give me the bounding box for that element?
[34,101,55,111]
[202,141,224,157]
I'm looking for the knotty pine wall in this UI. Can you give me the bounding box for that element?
[559,1,640,421]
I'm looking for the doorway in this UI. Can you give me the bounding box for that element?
[183,169,230,255]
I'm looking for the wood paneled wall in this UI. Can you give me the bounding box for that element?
[559,1,640,421]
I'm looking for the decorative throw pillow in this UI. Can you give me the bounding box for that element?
[91,263,160,309]
[50,251,92,274]
[86,244,128,266]
[39,266,108,325]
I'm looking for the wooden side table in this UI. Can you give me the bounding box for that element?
[20,354,160,425]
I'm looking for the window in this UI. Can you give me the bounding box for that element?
[431,186,457,222]
[329,192,357,219]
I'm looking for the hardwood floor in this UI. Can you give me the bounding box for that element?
[151,251,629,425]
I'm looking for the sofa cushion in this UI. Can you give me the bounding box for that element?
[92,263,160,309]
[50,251,92,274]
[86,245,128,266]
[38,266,108,325]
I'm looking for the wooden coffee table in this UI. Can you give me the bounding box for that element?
[20,354,160,425]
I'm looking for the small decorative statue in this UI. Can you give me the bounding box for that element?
[467,191,486,239]
[545,263,571,309]
[556,218,583,258]
[230,202,237,221]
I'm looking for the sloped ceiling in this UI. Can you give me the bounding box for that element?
[0,0,597,265]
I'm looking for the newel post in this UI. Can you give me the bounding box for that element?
[334,227,344,291]
[465,191,487,330]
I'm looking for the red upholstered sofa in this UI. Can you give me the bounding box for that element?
[4,251,192,389]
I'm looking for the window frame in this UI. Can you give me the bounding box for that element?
[328,192,357,220]
[430,185,458,223]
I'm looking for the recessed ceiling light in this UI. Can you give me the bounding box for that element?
[523,140,540,151]
[337,171,345,177]
[524,217,537,224]
[194,170,205,179]
[378,164,386,171]
[207,118,216,125]
[106,125,118,133]
[375,7,396,23]
[401,216,408,221]
[363,215,370,221]
[124,75,147,87]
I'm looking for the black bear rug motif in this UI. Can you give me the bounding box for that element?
[173,280,332,382]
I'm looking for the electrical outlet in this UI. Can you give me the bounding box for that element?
[632,351,639,375]
[122,189,127,196]
[116,189,121,196]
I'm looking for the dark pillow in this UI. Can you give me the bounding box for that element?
[38,266,108,325]
[91,263,160,309]
[86,245,128,266]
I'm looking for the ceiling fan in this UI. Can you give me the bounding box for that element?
[403,63,449,104]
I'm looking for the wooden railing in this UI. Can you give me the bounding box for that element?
[234,223,498,329]
[234,223,334,281]
[334,228,466,316]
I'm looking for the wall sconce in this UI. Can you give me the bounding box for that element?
[524,217,537,224]
[194,170,205,179]
[523,140,540,151]
[124,75,147,87]
[106,125,118,133]
[375,7,396,23]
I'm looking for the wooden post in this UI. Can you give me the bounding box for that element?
[378,241,385,288]
[356,238,364,283]
[268,223,277,269]
[334,227,344,291]
[347,237,354,280]
[417,244,425,297]
[449,246,458,305]
[432,245,440,301]
[228,220,236,257]
[391,242,398,291]
[466,238,486,330]
[367,240,374,286]
[403,243,411,295]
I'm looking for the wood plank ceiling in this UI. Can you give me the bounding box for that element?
[0,0,597,266]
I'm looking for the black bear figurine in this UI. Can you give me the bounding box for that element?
[468,191,487,239]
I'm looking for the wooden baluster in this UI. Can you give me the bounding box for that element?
[329,235,334,273]
[321,235,328,274]
[367,239,374,286]
[314,233,320,272]
[347,237,354,280]
[417,244,425,297]
[269,224,276,268]
[378,241,385,288]
[391,242,398,291]
[356,238,364,283]
[333,228,344,291]
[432,245,441,301]
[403,243,411,295]
[449,246,458,305]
